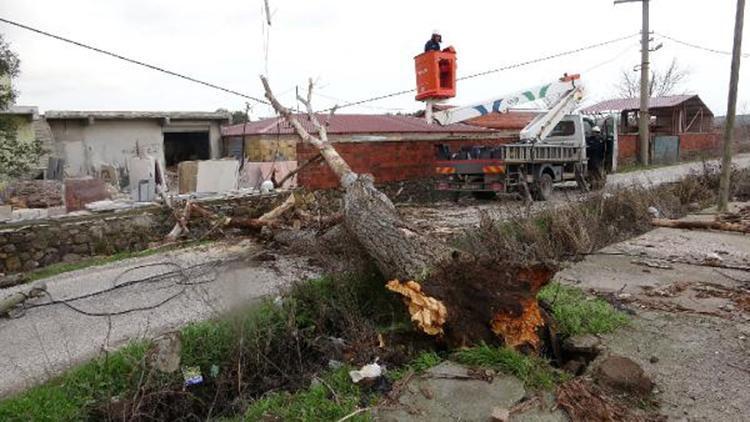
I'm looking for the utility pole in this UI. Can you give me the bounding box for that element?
[615,0,651,165]
[719,0,746,211]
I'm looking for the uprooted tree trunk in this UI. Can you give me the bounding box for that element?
[261,76,556,349]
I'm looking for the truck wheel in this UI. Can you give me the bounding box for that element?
[471,191,497,200]
[533,173,554,201]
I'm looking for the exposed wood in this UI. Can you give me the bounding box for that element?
[258,193,296,222]
[652,218,749,234]
[189,203,281,230]
[165,200,192,241]
[260,75,554,349]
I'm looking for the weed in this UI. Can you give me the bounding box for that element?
[538,283,629,337]
[0,342,149,421]
[243,367,372,421]
[387,351,443,381]
[0,270,404,420]
[453,344,569,390]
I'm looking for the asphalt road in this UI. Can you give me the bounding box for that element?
[0,240,321,398]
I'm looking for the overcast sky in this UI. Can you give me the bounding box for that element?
[1,0,748,118]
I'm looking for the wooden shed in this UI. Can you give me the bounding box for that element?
[583,95,715,136]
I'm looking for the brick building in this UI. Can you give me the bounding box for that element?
[222,114,512,189]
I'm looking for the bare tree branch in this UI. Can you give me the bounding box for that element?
[614,58,690,98]
[262,75,356,187]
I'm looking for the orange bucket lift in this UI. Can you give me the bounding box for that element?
[414,47,457,102]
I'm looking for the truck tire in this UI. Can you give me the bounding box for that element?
[471,191,497,200]
[533,173,554,201]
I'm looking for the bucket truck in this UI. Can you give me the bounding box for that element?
[430,74,618,200]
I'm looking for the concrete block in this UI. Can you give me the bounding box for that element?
[64,178,110,212]
[178,161,199,194]
[179,160,239,193]
[11,208,48,222]
[195,160,239,193]
[127,157,156,201]
[0,205,11,222]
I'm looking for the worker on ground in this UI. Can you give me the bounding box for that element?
[424,30,442,52]
[587,126,606,180]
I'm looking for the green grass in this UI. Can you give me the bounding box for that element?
[387,351,443,382]
[243,366,372,421]
[0,271,401,420]
[25,240,212,282]
[453,344,568,390]
[538,282,629,337]
[0,342,149,421]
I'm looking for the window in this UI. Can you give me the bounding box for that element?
[549,121,575,137]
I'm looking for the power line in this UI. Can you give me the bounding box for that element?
[657,32,750,58]
[2,15,639,113]
[0,16,270,105]
[326,33,640,111]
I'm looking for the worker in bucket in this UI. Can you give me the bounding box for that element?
[424,30,442,52]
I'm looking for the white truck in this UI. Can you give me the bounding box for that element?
[431,74,617,200]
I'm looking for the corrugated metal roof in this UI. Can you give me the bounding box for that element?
[44,110,231,121]
[221,114,495,136]
[582,95,698,113]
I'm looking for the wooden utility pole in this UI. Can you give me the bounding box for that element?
[615,0,651,165]
[719,0,746,212]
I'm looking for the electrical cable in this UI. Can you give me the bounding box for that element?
[0,16,270,105]
[14,260,225,318]
[323,33,640,112]
[2,15,638,113]
[656,32,750,59]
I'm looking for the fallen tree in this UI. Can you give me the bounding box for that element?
[260,76,556,349]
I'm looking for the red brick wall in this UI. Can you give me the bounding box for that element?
[618,134,638,165]
[679,132,721,158]
[297,138,515,190]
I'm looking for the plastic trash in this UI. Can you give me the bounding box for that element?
[349,362,383,383]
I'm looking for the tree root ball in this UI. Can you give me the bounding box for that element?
[413,257,558,349]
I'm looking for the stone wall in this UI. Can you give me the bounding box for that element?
[0,193,283,275]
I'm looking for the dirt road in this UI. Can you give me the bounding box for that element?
[0,240,321,398]
[400,153,750,239]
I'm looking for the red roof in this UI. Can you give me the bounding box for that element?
[582,95,699,114]
[221,114,495,136]
[466,111,540,131]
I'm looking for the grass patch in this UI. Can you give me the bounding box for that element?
[26,240,212,283]
[538,282,629,337]
[0,342,149,421]
[243,366,372,421]
[0,270,406,421]
[387,351,443,382]
[453,344,569,390]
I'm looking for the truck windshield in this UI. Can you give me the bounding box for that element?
[550,121,575,137]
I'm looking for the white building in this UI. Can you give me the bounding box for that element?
[44,110,230,177]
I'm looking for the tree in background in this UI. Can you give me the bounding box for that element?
[0,33,42,181]
[615,58,691,99]
[230,110,249,124]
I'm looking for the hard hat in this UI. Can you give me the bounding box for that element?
[592,126,602,133]
[432,29,441,35]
